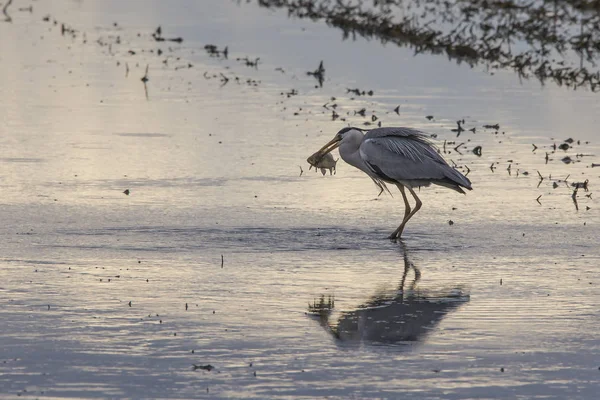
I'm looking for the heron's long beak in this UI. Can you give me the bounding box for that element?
[316,136,342,157]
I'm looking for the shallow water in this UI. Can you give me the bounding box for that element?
[1,1,599,399]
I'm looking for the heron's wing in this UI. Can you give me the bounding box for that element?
[359,135,472,190]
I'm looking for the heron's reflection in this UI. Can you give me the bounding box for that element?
[308,242,469,346]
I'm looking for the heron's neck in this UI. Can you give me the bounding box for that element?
[339,141,367,172]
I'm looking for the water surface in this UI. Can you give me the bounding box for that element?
[1,1,599,399]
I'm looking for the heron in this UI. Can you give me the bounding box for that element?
[313,126,472,239]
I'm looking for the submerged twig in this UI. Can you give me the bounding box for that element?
[141,64,149,99]
[537,171,544,188]
[2,0,13,22]
[193,364,214,371]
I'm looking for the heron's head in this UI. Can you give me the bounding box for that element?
[316,127,365,156]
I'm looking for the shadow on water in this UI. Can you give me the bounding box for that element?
[308,241,469,348]
[251,0,600,90]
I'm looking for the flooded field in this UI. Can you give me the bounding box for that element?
[1,0,599,398]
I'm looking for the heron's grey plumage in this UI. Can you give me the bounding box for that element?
[362,126,431,140]
[312,126,472,239]
[359,127,472,193]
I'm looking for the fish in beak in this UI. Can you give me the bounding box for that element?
[306,135,342,171]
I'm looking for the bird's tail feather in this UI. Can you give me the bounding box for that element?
[444,167,472,191]
[372,177,392,197]
[435,179,468,194]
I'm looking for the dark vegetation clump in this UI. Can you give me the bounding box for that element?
[256,0,600,91]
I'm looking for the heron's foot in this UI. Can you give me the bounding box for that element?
[388,232,402,241]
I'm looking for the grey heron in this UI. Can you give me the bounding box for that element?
[313,126,472,239]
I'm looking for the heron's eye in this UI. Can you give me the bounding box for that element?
[337,127,354,139]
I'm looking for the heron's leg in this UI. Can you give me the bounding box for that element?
[393,187,423,239]
[388,185,412,239]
